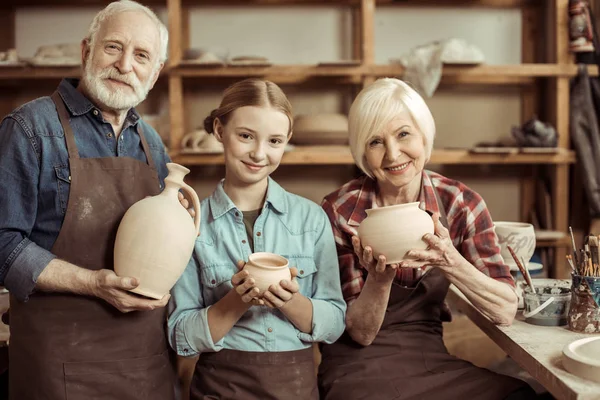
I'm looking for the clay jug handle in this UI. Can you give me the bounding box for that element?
[180,182,201,235]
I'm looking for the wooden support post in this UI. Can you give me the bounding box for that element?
[168,0,182,68]
[520,6,539,223]
[360,0,375,90]
[169,75,185,154]
[545,0,571,278]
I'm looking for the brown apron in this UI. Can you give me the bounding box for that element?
[8,92,175,400]
[318,191,531,400]
[191,347,318,400]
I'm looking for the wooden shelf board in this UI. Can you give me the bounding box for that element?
[536,236,569,248]
[0,66,81,79]
[0,64,594,83]
[5,0,536,6]
[171,146,576,166]
[377,0,537,7]
[370,64,599,81]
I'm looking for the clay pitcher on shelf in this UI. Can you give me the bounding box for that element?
[114,163,201,299]
[357,202,435,264]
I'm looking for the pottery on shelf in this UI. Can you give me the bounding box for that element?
[291,113,349,145]
[242,252,291,295]
[493,221,535,267]
[562,337,600,383]
[114,163,201,299]
[357,202,434,264]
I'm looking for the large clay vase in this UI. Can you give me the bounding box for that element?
[114,163,201,299]
[357,202,434,263]
[243,252,291,295]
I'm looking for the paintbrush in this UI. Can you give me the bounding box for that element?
[566,254,577,274]
[569,226,579,266]
[508,245,535,293]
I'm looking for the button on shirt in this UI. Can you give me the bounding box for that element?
[168,178,346,355]
[0,78,171,301]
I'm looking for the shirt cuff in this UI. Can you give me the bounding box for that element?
[297,298,344,344]
[4,240,56,302]
[176,306,224,356]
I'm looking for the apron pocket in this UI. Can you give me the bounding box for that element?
[64,351,173,400]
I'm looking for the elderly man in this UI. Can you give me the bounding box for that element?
[0,1,177,398]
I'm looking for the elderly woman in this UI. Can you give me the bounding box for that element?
[318,78,536,400]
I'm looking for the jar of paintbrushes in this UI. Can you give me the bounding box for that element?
[566,229,600,333]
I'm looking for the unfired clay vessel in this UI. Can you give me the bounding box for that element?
[243,252,291,295]
[562,336,600,383]
[493,221,535,267]
[114,163,201,299]
[357,202,434,263]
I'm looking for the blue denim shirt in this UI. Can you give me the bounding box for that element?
[0,79,170,301]
[168,178,346,356]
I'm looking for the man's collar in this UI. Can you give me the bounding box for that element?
[56,78,141,124]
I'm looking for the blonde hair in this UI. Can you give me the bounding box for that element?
[86,0,168,64]
[348,78,435,178]
[204,78,293,135]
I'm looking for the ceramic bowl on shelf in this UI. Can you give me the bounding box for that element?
[562,337,600,383]
[291,113,349,145]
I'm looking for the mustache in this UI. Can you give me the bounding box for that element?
[99,68,140,89]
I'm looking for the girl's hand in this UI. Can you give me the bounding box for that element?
[231,260,264,306]
[262,268,299,309]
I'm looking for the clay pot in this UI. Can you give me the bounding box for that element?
[243,252,291,295]
[114,163,201,299]
[357,202,434,263]
[493,221,535,267]
[291,113,349,145]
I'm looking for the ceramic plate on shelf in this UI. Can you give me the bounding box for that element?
[535,230,565,241]
[520,147,560,154]
[509,261,543,273]
[24,58,81,67]
[227,61,272,67]
[563,337,600,383]
[469,147,520,154]
[443,62,482,66]
[179,60,224,68]
[0,61,25,67]
[317,60,361,67]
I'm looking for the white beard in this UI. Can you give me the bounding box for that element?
[81,55,155,111]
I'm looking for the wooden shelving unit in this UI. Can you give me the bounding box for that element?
[172,147,576,166]
[0,0,576,277]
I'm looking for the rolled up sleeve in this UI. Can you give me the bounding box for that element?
[168,255,225,356]
[297,210,346,344]
[0,117,53,301]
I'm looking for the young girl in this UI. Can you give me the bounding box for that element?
[168,78,346,400]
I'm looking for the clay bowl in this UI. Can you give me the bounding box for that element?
[291,113,349,145]
[242,252,291,295]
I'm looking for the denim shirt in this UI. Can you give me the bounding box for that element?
[0,79,170,301]
[168,178,346,356]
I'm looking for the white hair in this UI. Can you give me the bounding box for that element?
[86,0,168,64]
[348,78,436,178]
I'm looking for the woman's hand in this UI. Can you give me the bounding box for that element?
[351,236,398,284]
[400,213,464,273]
[231,261,264,306]
[262,268,299,309]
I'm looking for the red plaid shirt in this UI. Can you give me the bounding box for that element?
[321,171,515,303]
